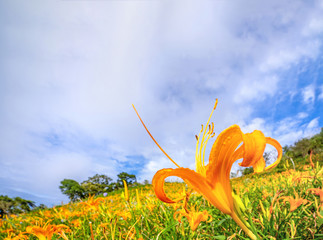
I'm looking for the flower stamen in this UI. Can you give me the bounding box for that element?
[132,104,180,168]
[195,99,218,176]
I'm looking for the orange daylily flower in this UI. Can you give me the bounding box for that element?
[25,222,70,240]
[280,191,310,212]
[4,232,28,240]
[307,188,323,207]
[174,207,211,231]
[173,189,210,230]
[70,219,81,228]
[78,195,104,210]
[115,209,132,220]
[133,100,282,240]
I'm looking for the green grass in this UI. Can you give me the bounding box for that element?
[1,159,322,240]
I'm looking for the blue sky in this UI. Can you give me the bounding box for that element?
[0,0,322,206]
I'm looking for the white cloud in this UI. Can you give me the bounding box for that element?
[240,118,266,134]
[235,75,279,103]
[278,130,304,147]
[273,116,320,146]
[241,113,320,148]
[297,112,309,119]
[302,13,323,36]
[260,41,321,72]
[305,117,320,136]
[302,84,315,104]
[32,153,93,191]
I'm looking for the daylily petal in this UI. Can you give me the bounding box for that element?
[253,156,266,173]
[206,125,242,190]
[264,137,282,171]
[152,167,232,214]
[239,130,266,168]
[234,133,282,173]
[174,208,210,231]
[280,196,309,212]
[187,210,210,231]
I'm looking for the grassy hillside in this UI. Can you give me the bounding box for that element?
[1,164,322,239]
[1,130,323,239]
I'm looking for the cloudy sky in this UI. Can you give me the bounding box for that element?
[1,0,322,206]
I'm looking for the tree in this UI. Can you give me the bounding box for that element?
[13,197,35,213]
[0,195,14,217]
[81,174,113,196]
[117,172,137,187]
[281,128,323,161]
[230,172,237,178]
[0,195,36,218]
[291,138,311,158]
[59,179,85,202]
[108,182,119,191]
[33,204,47,211]
[241,167,253,176]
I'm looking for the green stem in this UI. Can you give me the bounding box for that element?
[231,212,257,240]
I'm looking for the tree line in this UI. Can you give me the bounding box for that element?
[283,127,323,159]
[59,172,137,202]
[0,195,46,218]
[0,172,137,218]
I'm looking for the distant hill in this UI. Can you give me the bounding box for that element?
[280,127,323,170]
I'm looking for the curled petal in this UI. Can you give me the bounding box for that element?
[152,168,180,203]
[264,137,282,171]
[235,133,282,173]
[152,167,232,214]
[207,125,243,189]
[239,130,266,168]
[153,168,212,204]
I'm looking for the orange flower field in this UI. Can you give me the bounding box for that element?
[0,164,322,239]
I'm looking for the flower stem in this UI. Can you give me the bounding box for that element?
[231,212,257,240]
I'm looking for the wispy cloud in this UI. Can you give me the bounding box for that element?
[302,84,315,105]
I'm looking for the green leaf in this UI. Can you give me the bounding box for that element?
[213,236,226,240]
[318,210,323,227]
